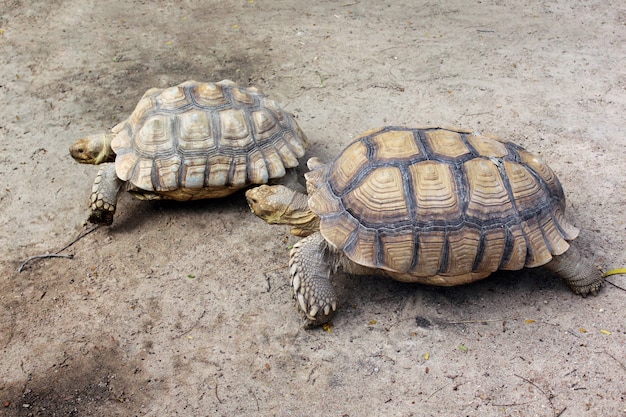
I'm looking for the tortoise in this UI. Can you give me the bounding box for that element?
[245,126,604,326]
[69,80,307,225]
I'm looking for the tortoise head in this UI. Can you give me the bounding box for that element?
[245,184,319,237]
[69,133,116,165]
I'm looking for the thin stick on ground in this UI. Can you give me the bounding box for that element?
[215,383,222,404]
[56,224,100,253]
[172,310,207,339]
[262,264,288,274]
[425,385,445,401]
[600,350,626,372]
[17,224,100,272]
[447,317,518,324]
[514,373,560,417]
[17,254,74,273]
[605,279,626,292]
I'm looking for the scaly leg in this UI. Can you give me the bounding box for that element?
[88,163,124,225]
[289,232,338,326]
[544,244,604,295]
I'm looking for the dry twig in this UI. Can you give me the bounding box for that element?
[605,279,626,292]
[447,317,518,324]
[17,254,74,272]
[215,383,222,404]
[17,225,100,272]
[600,350,626,372]
[173,310,207,339]
[57,224,100,253]
[514,374,561,417]
[426,385,445,401]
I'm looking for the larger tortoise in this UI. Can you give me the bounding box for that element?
[246,126,604,325]
[69,80,307,225]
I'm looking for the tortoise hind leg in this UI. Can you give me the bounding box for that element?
[544,245,604,296]
[88,162,124,225]
[289,232,338,326]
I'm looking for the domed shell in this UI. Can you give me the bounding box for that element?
[306,126,579,283]
[111,80,307,198]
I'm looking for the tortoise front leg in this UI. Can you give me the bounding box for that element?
[88,162,124,225]
[289,232,338,326]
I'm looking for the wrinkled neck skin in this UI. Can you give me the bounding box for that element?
[284,191,320,236]
[248,185,320,236]
[93,134,116,164]
[247,184,320,236]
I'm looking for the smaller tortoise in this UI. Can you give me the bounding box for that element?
[246,126,604,326]
[70,80,307,225]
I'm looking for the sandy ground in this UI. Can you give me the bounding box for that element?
[1,1,625,416]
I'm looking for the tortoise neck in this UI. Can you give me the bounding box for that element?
[285,190,320,237]
[94,134,116,164]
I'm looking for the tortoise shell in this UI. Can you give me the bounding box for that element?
[305,126,579,285]
[111,80,307,199]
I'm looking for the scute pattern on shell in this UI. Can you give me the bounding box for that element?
[306,126,579,283]
[111,80,307,195]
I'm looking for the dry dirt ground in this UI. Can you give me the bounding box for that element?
[1,1,625,416]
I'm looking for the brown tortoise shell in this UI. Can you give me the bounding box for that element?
[111,80,307,200]
[305,126,579,286]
